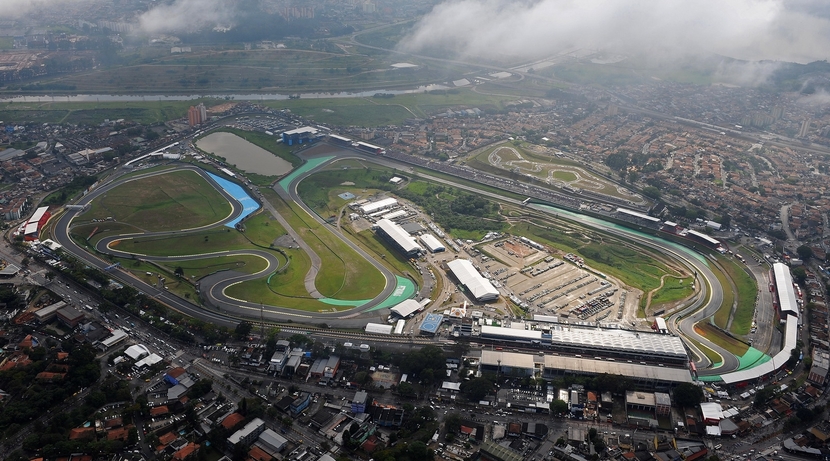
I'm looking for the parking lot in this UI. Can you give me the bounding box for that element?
[480,238,628,323]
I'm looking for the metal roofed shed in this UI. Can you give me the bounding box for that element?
[365,323,393,335]
[419,313,443,335]
[361,197,398,214]
[390,299,423,318]
[419,233,446,253]
[375,218,423,256]
[446,259,499,301]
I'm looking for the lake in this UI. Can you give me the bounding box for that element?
[196,131,293,177]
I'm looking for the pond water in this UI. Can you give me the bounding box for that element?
[196,131,293,177]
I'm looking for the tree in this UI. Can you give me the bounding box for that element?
[796,245,813,261]
[754,386,775,408]
[672,382,703,408]
[460,377,494,401]
[792,266,808,285]
[550,399,568,416]
[234,321,253,339]
[174,266,184,277]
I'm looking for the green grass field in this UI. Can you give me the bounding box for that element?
[649,276,695,310]
[265,188,386,300]
[79,170,232,232]
[715,254,758,335]
[0,98,225,125]
[695,322,750,357]
[166,254,270,279]
[109,227,260,256]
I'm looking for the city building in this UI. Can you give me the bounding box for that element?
[228,418,266,447]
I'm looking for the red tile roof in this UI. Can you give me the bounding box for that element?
[222,412,245,430]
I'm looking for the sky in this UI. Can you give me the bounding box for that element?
[398,0,830,64]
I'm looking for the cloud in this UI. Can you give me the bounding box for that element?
[0,0,93,19]
[138,0,238,35]
[398,0,830,65]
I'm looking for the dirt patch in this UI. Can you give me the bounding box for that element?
[273,234,299,249]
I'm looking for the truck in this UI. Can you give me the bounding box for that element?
[359,344,370,352]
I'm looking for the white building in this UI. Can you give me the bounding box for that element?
[446,259,499,301]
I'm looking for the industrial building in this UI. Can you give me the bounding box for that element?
[125,344,150,361]
[360,197,398,214]
[419,233,446,253]
[57,306,84,328]
[374,219,422,257]
[446,259,499,301]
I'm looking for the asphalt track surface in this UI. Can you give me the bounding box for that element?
[53,162,395,328]
[53,147,740,373]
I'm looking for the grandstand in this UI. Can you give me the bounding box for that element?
[772,262,799,316]
[721,313,799,385]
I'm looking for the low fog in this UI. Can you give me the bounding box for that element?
[138,0,238,35]
[398,0,830,65]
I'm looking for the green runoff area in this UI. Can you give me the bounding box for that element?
[709,251,758,335]
[79,169,232,232]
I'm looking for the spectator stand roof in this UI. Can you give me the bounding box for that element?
[547,326,688,359]
[773,262,799,316]
[446,259,499,301]
[420,313,443,334]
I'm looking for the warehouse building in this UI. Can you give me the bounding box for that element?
[374,219,422,256]
[419,234,445,253]
[446,259,499,301]
[361,197,398,215]
[97,329,128,350]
